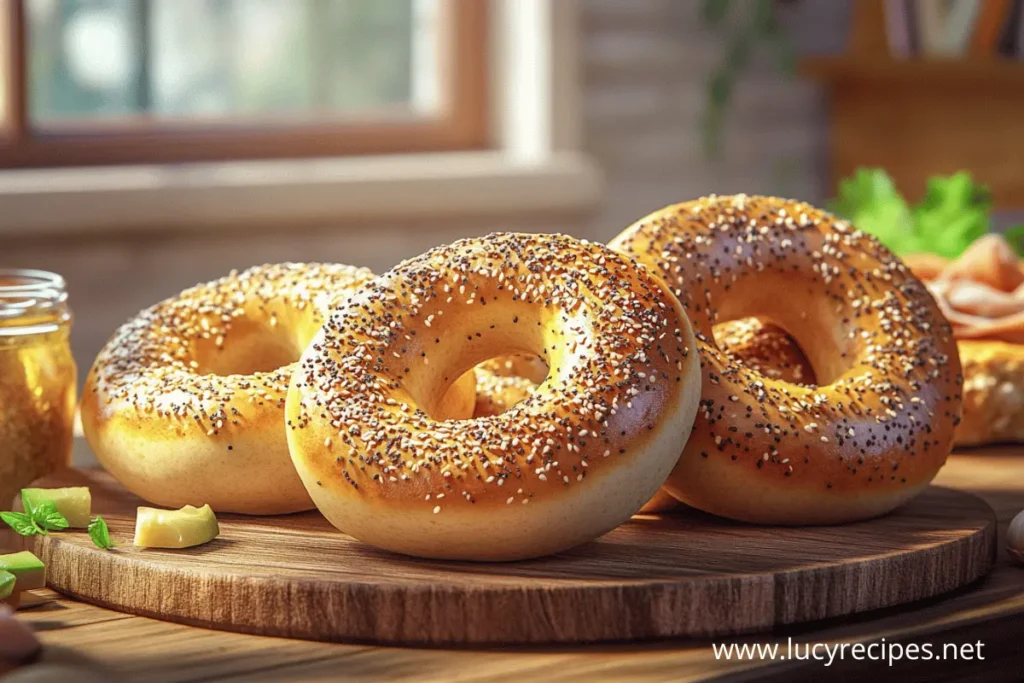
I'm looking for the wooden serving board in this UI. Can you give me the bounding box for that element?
[22,469,996,646]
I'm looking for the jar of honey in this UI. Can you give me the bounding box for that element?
[0,269,76,509]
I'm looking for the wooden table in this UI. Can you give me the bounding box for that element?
[4,447,1024,682]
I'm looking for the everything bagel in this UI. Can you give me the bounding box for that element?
[470,319,817,516]
[611,195,962,525]
[82,263,477,515]
[286,233,701,560]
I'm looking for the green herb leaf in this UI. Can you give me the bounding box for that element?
[830,168,998,258]
[19,492,39,520]
[700,109,724,158]
[1,511,41,537]
[2,498,70,537]
[773,33,799,76]
[699,0,797,158]
[752,0,776,34]
[32,500,69,532]
[724,34,752,72]
[88,516,116,550]
[708,70,733,108]
[702,0,732,26]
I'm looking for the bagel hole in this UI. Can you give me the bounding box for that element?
[468,353,550,418]
[432,354,550,421]
[712,316,818,387]
[191,322,300,376]
[397,298,583,422]
[476,353,550,385]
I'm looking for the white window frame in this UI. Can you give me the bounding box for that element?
[0,0,601,237]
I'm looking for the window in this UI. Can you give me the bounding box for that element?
[0,0,599,235]
[0,0,487,167]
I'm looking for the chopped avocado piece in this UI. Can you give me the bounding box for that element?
[19,487,92,528]
[134,505,220,549]
[0,552,45,591]
[0,570,14,599]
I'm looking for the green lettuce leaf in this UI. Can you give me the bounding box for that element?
[912,172,991,259]
[830,168,994,259]
[828,168,916,255]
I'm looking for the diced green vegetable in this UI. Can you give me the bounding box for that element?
[0,552,45,591]
[0,570,14,600]
[20,487,92,528]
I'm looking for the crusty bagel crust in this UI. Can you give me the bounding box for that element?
[81,263,387,515]
[286,233,701,560]
[699,319,1024,450]
[611,195,963,525]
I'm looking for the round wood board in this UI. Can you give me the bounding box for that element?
[23,469,996,646]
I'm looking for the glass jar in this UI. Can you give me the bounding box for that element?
[0,269,77,509]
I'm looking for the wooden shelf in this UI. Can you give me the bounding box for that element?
[799,0,1024,207]
[801,57,1024,86]
[801,56,1024,208]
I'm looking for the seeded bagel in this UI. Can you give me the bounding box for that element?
[611,195,962,525]
[286,233,701,560]
[83,263,476,515]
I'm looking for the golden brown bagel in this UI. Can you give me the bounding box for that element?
[715,277,1024,450]
[470,354,688,516]
[286,233,702,560]
[472,320,814,514]
[82,263,477,515]
[639,317,815,515]
[610,195,962,525]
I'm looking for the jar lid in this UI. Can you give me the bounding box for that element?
[0,268,71,335]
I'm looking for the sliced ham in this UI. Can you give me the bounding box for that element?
[940,234,1024,293]
[907,235,1024,345]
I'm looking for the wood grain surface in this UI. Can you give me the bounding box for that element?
[19,468,996,647]
[2,448,1023,682]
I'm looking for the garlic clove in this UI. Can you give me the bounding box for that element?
[1008,509,1024,566]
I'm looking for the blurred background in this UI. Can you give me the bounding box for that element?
[2,0,1022,373]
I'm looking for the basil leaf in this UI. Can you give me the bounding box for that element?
[88,516,116,550]
[1,511,41,537]
[19,493,39,520]
[32,500,69,532]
